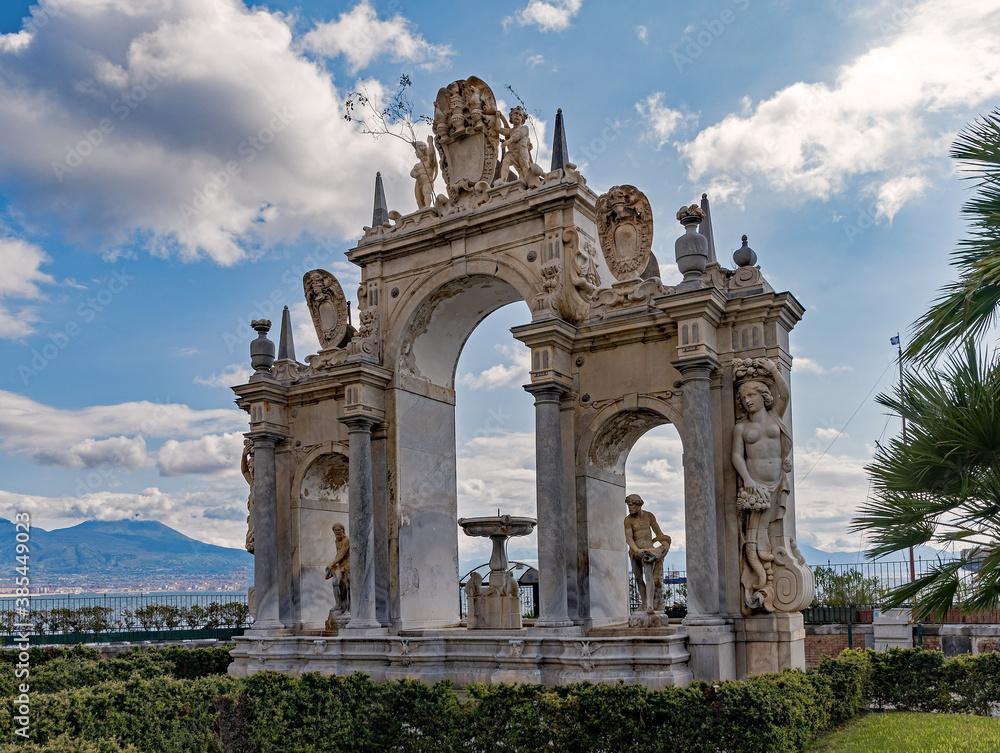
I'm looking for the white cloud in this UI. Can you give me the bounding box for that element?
[636,25,648,42]
[794,356,826,375]
[527,54,545,67]
[814,427,844,441]
[793,447,873,552]
[504,0,583,32]
[677,0,1000,213]
[301,1,453,73]
[0,237,55,339]
[0,390,245,467]
[157,431,244,477]
[194,363,252,388]
[0,0,424,265]
[635,92,697,149]
[873,174,929,222]
[0,486,249,548]
[458,343,530,390]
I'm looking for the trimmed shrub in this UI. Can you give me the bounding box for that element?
[0,733,141,752]
[868,647,950,711]
[810,648,872,725]
[942,651,1000,715]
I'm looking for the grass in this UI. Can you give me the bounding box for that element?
[811,712,1000,752]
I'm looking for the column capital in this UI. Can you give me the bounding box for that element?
[246,430,284,446]
[524,381,571,402]
[338,413,381,433]
[671,354,720,381]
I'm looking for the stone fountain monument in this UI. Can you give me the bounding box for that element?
[228,77,813,687]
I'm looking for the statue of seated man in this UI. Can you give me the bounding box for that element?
[624,494,671,612]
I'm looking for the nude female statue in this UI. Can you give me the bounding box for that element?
[731,358,792,610]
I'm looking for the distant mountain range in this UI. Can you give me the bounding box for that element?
[0,518,251,592]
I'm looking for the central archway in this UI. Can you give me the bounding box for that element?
[389,273,534,629]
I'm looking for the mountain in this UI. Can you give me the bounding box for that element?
[0,519,252,592]
[796,542,951,567]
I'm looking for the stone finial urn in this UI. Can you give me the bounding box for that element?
[250,319,275,377]
[675,204,709,287]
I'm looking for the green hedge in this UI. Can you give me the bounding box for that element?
[5,646,1000,752]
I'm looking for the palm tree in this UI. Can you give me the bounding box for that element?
[851,343,1000,619]
[908,111,1000,362]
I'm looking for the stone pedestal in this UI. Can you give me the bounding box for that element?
[683,623,737,682]
[735,612,806,676]
[468,591,522,630]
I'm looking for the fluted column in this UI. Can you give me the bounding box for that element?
[526,383,574,628]
[249,431,283,631]
[341,414,381,629]
[673,355,725,624]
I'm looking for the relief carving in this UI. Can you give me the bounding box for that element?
[433,77,500,205]
[596,185,653,281]
[345,280,381,363]
[303,270,352,350]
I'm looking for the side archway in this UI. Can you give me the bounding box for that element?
[576,396,685,627]
[291,448,349,630]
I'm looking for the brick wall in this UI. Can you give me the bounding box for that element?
[805,633,849,668]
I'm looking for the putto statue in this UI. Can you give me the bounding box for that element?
[731,358,792,612]
[325,522,350,629]
[410,135,438,209]
[624,494,671,626]
[496,105,543,188]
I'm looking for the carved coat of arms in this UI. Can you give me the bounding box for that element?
[596,185,654,281]
[432,77,500,203]
[303,270,352,350]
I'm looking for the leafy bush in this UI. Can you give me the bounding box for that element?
[868,647,950,711]
[812,566,885,606]
[810,648,872,725]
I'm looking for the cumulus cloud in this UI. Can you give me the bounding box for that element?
[504,0,583,32]
[635,93,697,149]
[0,390,245,467]
[677,0,1000,213]
[458,343,530,390]
[793,447,872,552]
[636,25,649,42]
[156,431,245,477]
[0,486,249,548]
[33,434,152,470]
[0,0,426,265]
[301,1,453,73]
[194,363,252,388]
[0,237,55,339]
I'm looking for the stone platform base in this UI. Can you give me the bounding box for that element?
[228,626,692,689]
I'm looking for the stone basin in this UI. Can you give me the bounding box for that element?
[458,515,536,539]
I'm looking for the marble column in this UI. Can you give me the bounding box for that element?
[341,415,381,629]
[249,431,283,631]
[673,356,724,624]
[526,384,574,627]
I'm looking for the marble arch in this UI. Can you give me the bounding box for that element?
[229,77,813,686]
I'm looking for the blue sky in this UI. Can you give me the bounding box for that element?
[0,0,994,571]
